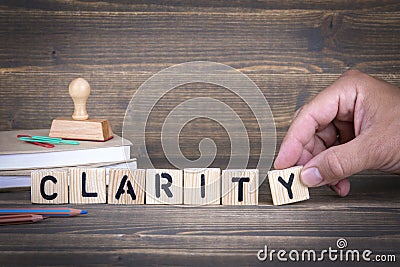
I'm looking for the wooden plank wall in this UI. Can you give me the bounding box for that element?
[0,0,399,168]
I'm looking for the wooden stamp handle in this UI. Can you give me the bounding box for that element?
[69,78,90,120]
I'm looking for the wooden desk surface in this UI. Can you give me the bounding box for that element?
[0,174,398,266]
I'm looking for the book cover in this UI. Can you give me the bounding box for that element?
[0,129,132,171]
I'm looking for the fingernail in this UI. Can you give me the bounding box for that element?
[301,167,323,186]
[273,154,283,168]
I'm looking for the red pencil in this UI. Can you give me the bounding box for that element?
[17,134,55,148]
[0,214,46,225]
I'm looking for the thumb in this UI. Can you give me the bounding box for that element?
[301,138,370,187]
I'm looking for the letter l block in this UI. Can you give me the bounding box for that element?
[69,168,106,204]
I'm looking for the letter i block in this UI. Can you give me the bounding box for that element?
[268,166,309,206]
[184,168,221,205]
[222,169,258,205]
[108,169,146,204]
[31,169,69,204]
[69,168,106,204]
[146,169,183,204]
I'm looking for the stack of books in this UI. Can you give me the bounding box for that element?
[0,129,136,190]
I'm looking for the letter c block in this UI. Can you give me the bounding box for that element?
[31,169,68,204]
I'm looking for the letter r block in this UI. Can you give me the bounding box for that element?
[69,168,106,204]
[146,169,183,204]
[222,169,258,205]
[31,169,68,204]
[268,166,309,205]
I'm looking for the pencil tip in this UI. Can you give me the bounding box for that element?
[80,210,88,215]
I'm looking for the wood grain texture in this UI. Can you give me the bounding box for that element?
[222,169,258,205]
[0,1,399,169]
[108,169,145,204]
[145,169,183,204]
[268,166,310,206]
[49,117,113,141]
[69,168,106,204]
[0,1,399,264]
[1,6,399,74]
[2,0,400,12]
[0,175,399,266]
[31,169,68,204]
[183,168,221,205]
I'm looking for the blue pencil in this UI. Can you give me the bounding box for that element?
[0,208,88,217]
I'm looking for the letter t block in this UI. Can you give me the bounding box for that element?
[268,166,310,205]
[222,169,258,205]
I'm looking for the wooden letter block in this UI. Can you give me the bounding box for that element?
[268,166,309,206]
[221,169,258,205]
[69,168,106,204]
[31,169,68,204]
[184,168,221,205]
[108,169,146,204]
[146,169,183,204]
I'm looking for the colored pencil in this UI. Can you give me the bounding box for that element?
[0,214,46,225]
[0,208,88,217]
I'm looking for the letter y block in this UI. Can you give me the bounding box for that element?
[268,166,309,205]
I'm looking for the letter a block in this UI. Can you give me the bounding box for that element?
[146,169,183,204]
[222,169,258,205]
[69,168,106,204]
[184,168,221,205]
[108,169,146,204]
[31,169,68,204]
[268,166,309,206]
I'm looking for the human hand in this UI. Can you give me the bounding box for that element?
[274,70,400,197]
